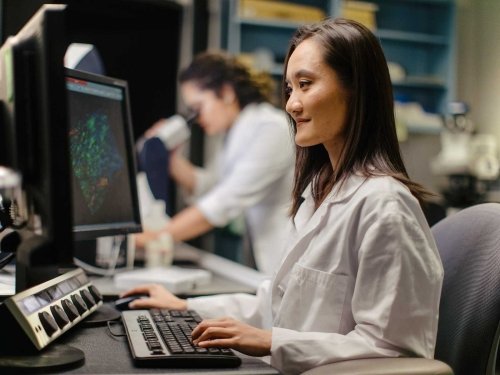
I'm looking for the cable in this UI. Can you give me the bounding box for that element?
[107,320,126,338]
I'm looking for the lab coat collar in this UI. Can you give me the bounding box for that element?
[300,172,369,204]
[293,173,368,229]
[273,173,368,299]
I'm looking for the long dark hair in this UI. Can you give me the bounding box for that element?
[179,51,275,108]
[283,18,431,216]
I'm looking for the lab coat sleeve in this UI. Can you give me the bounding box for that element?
[195,121,293,227]
[186,279,273,329]
[193,165,218,198]
[270,211,443,374]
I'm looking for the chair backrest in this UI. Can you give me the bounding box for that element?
[431,203,500,375]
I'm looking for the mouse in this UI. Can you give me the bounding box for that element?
[114,294,149,311]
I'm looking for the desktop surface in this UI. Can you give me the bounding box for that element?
[92,270,256,299]
[0,244,272,373]
[91,243,264,298]
[51,303,279,375]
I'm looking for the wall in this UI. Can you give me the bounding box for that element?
[456,0,500,140]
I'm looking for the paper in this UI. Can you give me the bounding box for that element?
[0,271,15,296]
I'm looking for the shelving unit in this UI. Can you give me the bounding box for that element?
[372,0,456,117]
[220,0,456,132]
[224,0,336,76]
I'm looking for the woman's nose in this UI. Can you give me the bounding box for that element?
[286,95,302,115]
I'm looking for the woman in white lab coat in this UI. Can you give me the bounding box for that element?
[123,19,444,374]
[140,52,294,274]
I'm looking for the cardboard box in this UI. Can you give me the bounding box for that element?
[240,0,326,23]
[341,1,379,30]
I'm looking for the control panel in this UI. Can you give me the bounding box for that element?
[0,268,102,351]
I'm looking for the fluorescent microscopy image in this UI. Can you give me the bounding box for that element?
[70,112,123,214]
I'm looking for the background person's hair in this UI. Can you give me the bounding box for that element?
[283,18,431,216]
[179,51,275,108]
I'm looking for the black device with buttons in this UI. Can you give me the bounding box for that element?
[0,267,102,353]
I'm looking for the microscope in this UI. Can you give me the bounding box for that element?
[430,102,500,208]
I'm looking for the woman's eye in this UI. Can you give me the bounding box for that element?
[299,80,310,89]
[284,85,292,96]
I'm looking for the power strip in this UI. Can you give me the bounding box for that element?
[0,268,102,351]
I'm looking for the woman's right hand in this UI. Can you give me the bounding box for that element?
[119,284,187,310]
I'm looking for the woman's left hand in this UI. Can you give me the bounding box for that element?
[191,317,272,357]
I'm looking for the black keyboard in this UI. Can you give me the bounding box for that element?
[121,309,242,368]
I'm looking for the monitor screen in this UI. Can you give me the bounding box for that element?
[66,68,141,240]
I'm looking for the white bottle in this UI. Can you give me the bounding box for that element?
[143,200,174,268]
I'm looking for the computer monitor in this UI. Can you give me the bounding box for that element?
[66,68,141,241]
[0,5,74,291]
[0,4,141,292]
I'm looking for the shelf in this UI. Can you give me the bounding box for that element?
[377,29,449,45]
[392,77,447,90]
[406,124,442,135]
[236,17,306,30]
[386,0,453,4]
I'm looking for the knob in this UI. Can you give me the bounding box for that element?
[61,299,79,321]
[71,293,88,315]
[80,289,96,307]
[50,305,70,328]
[39,311,58,337]
[88,285,102,303]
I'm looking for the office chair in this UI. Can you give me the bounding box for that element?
[303,203,500,375]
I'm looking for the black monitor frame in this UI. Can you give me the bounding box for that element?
[65,68,142,241]
[0,4,73,291]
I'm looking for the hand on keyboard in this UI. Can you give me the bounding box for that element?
[120,283,187,310]
[192,317,272,357]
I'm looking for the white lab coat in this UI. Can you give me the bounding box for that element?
[193,102,295,274]
[188,173,444,374]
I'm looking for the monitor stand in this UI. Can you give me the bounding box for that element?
[81,303,121,327]
[0,344,85,371]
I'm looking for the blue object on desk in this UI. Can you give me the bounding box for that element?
[138,137,173,216]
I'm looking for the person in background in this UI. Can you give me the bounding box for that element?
[138,52,295,275]
[123,19,443,374]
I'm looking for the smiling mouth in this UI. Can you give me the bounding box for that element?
[295,119,309,126]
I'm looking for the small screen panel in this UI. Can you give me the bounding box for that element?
[18,274,87,315]
[66,69,141,239]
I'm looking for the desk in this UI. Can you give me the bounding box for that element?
[49,303,279,374]
[92,243,268,298]
[92,272,256,299]
[1,245,279,374]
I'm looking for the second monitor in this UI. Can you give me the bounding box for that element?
[66,68,142,242]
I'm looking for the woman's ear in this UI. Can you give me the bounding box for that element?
[221,84,236,104]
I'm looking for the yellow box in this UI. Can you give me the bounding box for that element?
[341,1,379,30]
[240,0,326,24]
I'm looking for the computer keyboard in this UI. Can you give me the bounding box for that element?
[121,309,242,368]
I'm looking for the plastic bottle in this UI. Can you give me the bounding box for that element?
[142,200,174,268]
